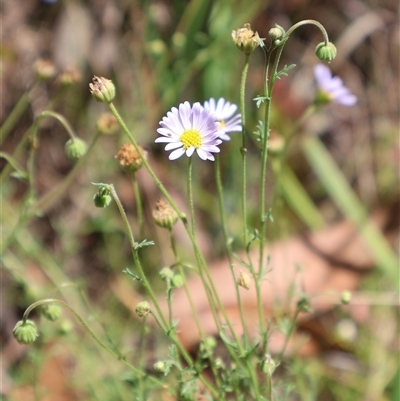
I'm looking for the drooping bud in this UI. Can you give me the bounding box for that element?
[64,137,87,159]
[89,76,115,103]
[96,112,119,135]
[115,144,146,173]
[93,186,112,208]
[41,303,61,321]
[13,320,39,345]
[152,199,179,230]
[315,42,337,62]
[237,270,251,290]
[135,301,151,318]
[232,23,263,55]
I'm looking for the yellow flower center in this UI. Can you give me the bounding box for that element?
[218,120,226,129]
[180,129,202,149]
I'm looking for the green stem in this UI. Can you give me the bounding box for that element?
[277,308,300,363]
[0,91,31,145]
[108,183,218,397]
[240,54,250,246]
[215,156,249,343]
[39,110,77,140]
[132,173,144,237]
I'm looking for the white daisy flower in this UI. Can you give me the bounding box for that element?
[203,97,242,141]
[155,101,222,161]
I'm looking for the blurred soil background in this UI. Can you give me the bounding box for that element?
[1,0,399,400]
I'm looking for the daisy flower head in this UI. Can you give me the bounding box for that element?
[204,97,242,141]
[155,101,222,161]
[313,64,357,106]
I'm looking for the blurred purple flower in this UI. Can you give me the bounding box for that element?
[313,64,357,106]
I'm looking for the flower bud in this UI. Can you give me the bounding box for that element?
[341,291,352,305]
[96,112,119,135]
[153,361,167,373]
[268,26,283,41]
[159,267,174,281]
[297,295,312,313]
[115,144,146,173]
[171,273,183,288]
[58,66,82,87]
[13,320,39,345]
[268,130,285,155]
[89,76,115,103]
[57,319,73,336]
[64,137,87,159]
[41,303,61,321]
[315,42,337,62]
[237,270,251,290]
[152,199,179,230]
[261,354,276,375]
[34,59,57,81]
[93,187,112,208]
[135,301,150,318]
[232,23,263,55]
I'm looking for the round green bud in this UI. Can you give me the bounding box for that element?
[65,138,87,160]
[93,187,112,208]
[135,301,151,318]
[41,303,62,321]
[341,291,352,305]
[153,361,167,373]
[171,273,184,288]
[13,320,39,345]
[315,42,337,62]
[89,76,115,103]
[159,267,174,281]
[268,27,283,41]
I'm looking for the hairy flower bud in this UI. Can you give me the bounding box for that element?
[135,301,151,318]
[152,199,179,230]
[160,267,174,281]
[13,320,39,345]
[41,303,62,321]
[64,137,87,159]
[268,26,284,41]
[89,76,115,103]
[232,23,263,55]
[261,354,276,375]
[93,187,112,208]
[115,144,146,173]
[237,270,251,290]
[171,273,183,288]
[315,42,337,62]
